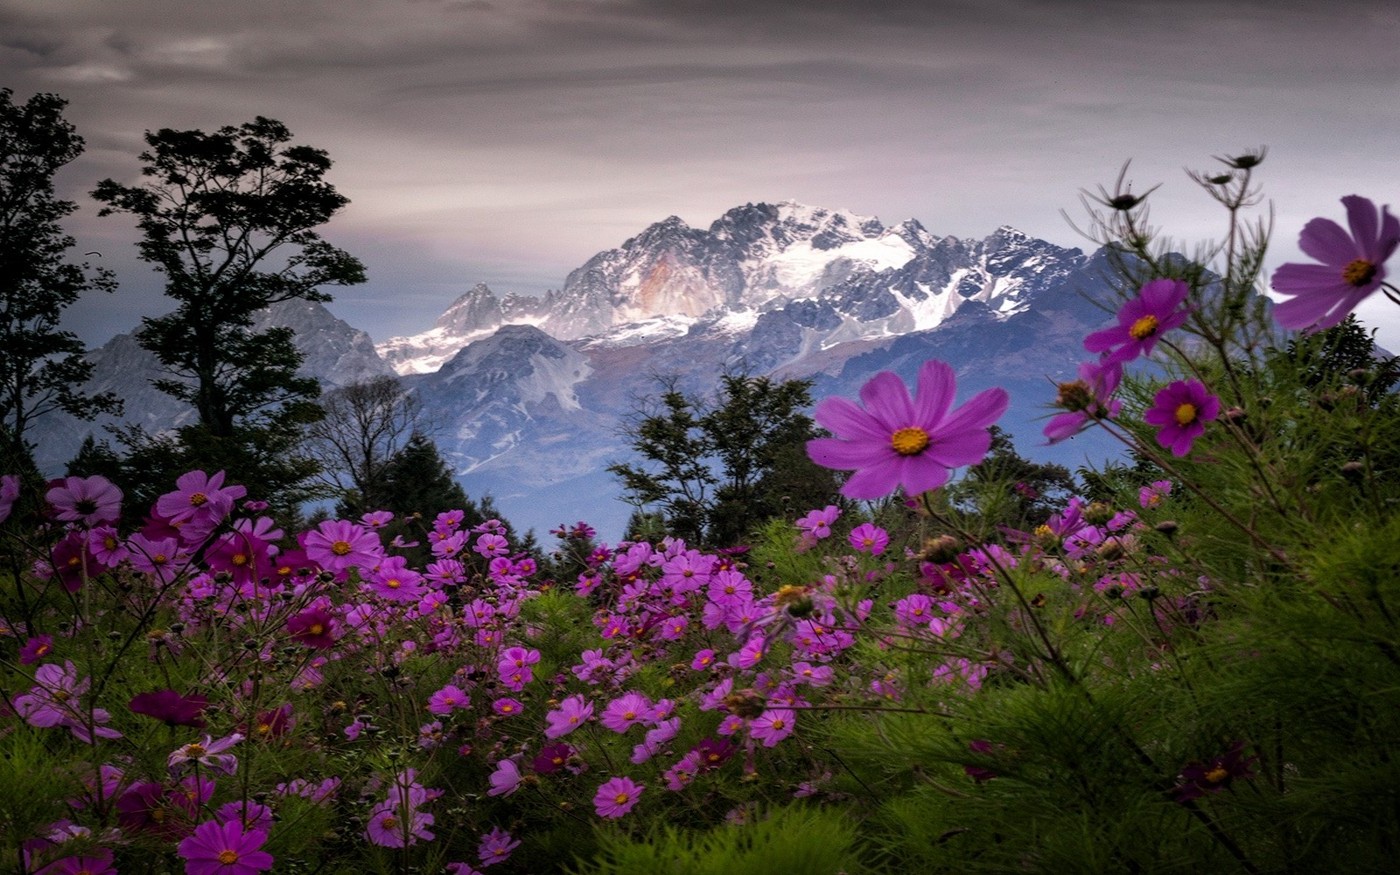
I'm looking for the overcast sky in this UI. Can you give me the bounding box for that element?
[4,0,1399,349]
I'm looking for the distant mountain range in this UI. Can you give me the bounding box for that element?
[41,201,1129,539]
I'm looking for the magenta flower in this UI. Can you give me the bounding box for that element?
[19,635,54,665]
[286,607,338,649]
[0,473,19,524]
[45,475,122,526]
[155,470,246,541]
[808,360,1009,500]
[794,505,840,539]
[1143,379,1221,457]
[1044,359,1123,444]
[545,694,594,738]
[427,683,471,716]
[168,733,243,775]
[848,523,889,555]
[302,518,383,574]
[477,826,521,867]
[601,691,651,733]
[749,707,797,747]
[593,776,644,819]
[177,819,273,874]
[129,689,209,728]
[1272,195,1400,332]
[1083,278,1192,365]
[486,759,522,797]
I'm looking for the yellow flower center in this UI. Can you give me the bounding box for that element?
[330,540,352,556]
[217,849,239,865]
[53,690,70,702]
[153,553,168,565]
[1204,765,1230,785]
[1342,258,1377,287]
[186,743,206,757]
[1174,402,1199,426]
[386,578,401,589]
[381,815,398,830]
[1129,314,1160,340]
[308,623,324,636]
[232,553,248,566]
[890,426,930,456]
[614,792,630,804]
[189,492,208,507]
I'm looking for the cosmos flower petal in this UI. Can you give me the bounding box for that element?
[934,388,1010,436]
[859,370,916,427]
[897,455,951,494]
[813,397,889,442]
[913,360,956,425]
[1298,216,1357,264]
[841,463,906,500]
[1343,195,1380,259]
[806,437,891,469]
[926,428,995,468]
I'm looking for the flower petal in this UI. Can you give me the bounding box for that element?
[912,360,956,427]
[933,388,1009,437]
[1297,216,1356,265]
[859,371,915,429]
[807,437,890,471]
[813,397,887,442]
[1343,195,1380,260]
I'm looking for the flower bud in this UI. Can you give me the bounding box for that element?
[1154,520,1179,537]
[921,534,962,564]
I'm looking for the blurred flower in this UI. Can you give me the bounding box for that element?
[1144,380,1220,457]
[1171,741,1258,803]
[808,360,1009,499]
[129,689,209,728]
[848,522,889,555]
[45,475,122,526]
[1272,195,1399,331]
[1044,360,1123,444]
[477,826,520,867]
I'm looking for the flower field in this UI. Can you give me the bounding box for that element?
[3,161,1400,873]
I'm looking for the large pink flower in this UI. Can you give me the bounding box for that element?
[1272,195,1400,332]
[177,819,273,874]
[807,360,1008,500]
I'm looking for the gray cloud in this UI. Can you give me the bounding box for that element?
[1,0,1396,347]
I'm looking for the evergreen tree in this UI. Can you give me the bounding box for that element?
[0,89,120,475]
[609,372,838,546]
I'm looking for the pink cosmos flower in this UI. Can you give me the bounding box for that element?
[14,661,121,742]
[286,607,338,649]
[601,691,651,733]
[1143,379,1221,457]
[749,707,797,747]
[427,683,471,716]
[45,475,122,526]
[156,470,246,540]
[848,522,889,554]
[1083,278,1192,365]
[177,819,273,875]
[808,360,1009,500]
[1272,195,1400,332]
[794,505,840,540]
[129,689,209,728]
[593,776,643,819]
[1044,359,1123,444]
[303,519,383,574]
[477,826,521,867]
[486,759,522,797]
[168,733,243,775]
[19,634,54,665]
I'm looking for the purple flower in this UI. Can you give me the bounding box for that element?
[286,607,338,650]
[302,519,383,574]
[1171,741,1258,803]
[807,360,1009,500]
[177,819,274,874]
[45,475,122,526]
[593,776,644,819]
[129,689,209,728]
[1143,380,1220,457]
[427,683,471,716]
[545,694,593,739]
[1083,278,1192,364]
[19,635,54,665]
[0,473,19,524]
[486,759,522,797]
[477,826,520,867]
[1044,359,1123,444]
[1272,195,1400,332]
[794,505,840,539]
[848,522,889,555]
[749,707,797,748]
[168,733,243,775]
[155,470,246,542]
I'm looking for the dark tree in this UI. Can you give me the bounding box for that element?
[0,89,120,474]
[956,426,1078,531]
[307,376,419,516]
[609,373,837,546]
[92,117,365,500]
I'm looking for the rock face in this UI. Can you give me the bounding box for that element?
[373,202,1127,539]
[45,201,1138,540]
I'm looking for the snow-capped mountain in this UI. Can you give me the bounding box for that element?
[47,200,1130,539]
[372,202,1120,537]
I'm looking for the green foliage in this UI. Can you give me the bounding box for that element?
[609,372,840,546]
[0,89,120,474]
[576,805,871,875]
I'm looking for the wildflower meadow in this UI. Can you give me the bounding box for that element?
[3,155,1399,873]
